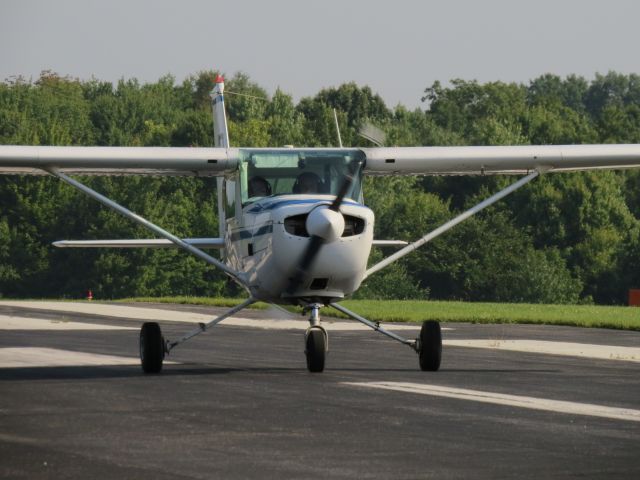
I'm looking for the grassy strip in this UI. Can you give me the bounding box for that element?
[118,296,273,309]
[118,296,640,331]
[339,300,640,331]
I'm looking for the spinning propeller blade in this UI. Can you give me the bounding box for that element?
[286,158,363,295]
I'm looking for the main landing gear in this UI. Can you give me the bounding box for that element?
[304,302,442,373]
[138,297,257,374]
[417,320,442,371]
[137,298,442,374]
[140,322,165,373]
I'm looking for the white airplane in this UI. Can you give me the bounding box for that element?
[1,75,640,373]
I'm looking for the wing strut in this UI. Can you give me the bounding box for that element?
[167,297,257,352]
[45,167,246,287]
[330,302,417,350]
[364,169,542,279]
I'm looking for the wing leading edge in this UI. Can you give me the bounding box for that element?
[0,146,238,176]
[362,144,640,175]
[52,238,225,249]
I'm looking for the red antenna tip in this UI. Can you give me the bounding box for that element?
[215,74,224,84]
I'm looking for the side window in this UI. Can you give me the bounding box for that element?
[225,178,236,219]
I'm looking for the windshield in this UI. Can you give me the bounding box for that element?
[239,149,365,205]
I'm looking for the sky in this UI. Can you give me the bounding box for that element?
[1,0,639,109]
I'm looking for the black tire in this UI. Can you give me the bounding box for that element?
[305,328,326,373]
[140,322,164,373]
[419,320,442,371]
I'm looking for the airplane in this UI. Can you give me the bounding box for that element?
[1,74,640,374]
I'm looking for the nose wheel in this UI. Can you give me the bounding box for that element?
[304,304,328,372]
[305,327,327,372]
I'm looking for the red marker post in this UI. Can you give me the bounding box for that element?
[629,289,640,307]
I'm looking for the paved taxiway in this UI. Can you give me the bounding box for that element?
[0,301,638,479]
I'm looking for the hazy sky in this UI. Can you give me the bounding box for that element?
[1,0,639,109]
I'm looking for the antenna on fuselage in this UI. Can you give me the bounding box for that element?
[333,108,343,148]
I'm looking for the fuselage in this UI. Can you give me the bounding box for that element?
[224,195,374,304]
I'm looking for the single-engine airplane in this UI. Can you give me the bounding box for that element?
[1,75,640,373]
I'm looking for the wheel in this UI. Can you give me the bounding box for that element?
[418,320,442,371]
[305,328,326,373]
[140,322,164,373]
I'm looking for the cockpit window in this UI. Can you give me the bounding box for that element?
[239,149,365,205]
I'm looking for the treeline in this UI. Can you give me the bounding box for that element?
[0,71,639,304]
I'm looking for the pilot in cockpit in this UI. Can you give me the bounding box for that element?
[293,172,322,194]
[248,176,272,198]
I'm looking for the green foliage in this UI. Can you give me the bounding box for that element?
[266,89,305,147]
[298,82,391,146]
[224,72,269,123]
[355,247,429,300]
[1,70,639,304]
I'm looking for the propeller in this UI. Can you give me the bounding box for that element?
[286,157,363,295]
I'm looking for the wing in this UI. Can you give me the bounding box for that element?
[52,238,225,249]
[2,144,640,177]
[0,146,238,176]
[362,145,640,175]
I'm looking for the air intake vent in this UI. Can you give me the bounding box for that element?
[284,214,309,237]
[343,215,365,236]
[309,278,328,290]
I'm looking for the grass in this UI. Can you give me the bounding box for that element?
[117,296,640,331]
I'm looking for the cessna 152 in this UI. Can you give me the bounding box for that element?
[1,75,640,373]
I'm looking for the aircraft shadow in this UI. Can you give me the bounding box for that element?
[327,368,560,373]
[437,368,559,373]
[0,365,560,381]
[0,365,309,381]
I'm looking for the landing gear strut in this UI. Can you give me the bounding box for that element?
[138,298,257,374]
[329,303,442,371]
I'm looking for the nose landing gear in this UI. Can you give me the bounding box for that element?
[305,327,327,372]
[304,304,328,373]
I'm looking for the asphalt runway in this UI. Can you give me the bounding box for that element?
[0,301,638,479]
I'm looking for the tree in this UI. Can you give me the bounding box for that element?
[1,70,639,304]
[265,89,305,147]
[297,82,391,147]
